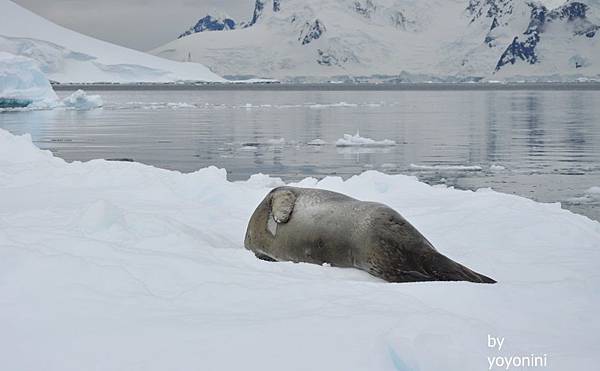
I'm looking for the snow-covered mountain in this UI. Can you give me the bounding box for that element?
[152,0,600,81]
[0,0,225,83]
[178,14,241,39]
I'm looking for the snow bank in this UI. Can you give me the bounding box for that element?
[0,52,57,109]
[335,132,397,147]
[61,89,103,110]
[1,128,599,370]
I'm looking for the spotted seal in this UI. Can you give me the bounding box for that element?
[244,187,495,284]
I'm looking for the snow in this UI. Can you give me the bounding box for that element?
[2,127,599,370]
[61,89,103,110]
[0,51,57,109]
[0,0,225,83]
[410,164,484,171]
[335,132,397,147]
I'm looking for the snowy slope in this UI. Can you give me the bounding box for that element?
[152,0,600,81]
[1,127,600,370]
[0,0,225,83]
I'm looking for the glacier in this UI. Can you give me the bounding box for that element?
[0,0,225,83]
[153,0,600,82]
[1,127,599,370]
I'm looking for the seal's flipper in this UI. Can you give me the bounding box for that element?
[255,252,277,262]
[423,252,496,284]
[270,189,296,224]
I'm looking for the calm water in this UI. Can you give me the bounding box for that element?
[2,88,600,221]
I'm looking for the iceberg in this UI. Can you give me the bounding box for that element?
[61,89,103,110]
[0,52,57,109]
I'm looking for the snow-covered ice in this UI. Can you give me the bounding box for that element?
[335,132,397,147]
[0,52,58,109]
[1,128,599,370]
[61,89,103,110]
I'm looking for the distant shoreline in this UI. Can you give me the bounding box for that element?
[52,82,600,91]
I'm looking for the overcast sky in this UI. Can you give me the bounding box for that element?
[13,0,254,51]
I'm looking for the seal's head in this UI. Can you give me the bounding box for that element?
[244,187,296,260]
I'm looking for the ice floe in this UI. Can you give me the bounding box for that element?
[1,128,599,371]
[335,132,397,147]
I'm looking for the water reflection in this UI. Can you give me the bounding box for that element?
[1,89,599,221]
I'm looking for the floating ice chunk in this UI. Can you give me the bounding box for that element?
[123,102,197,110]
[0,52,58,109]
[564,187,600,204]
[490,164,506,171]
[166,102,195,109]
[307,139,328,146]
[565,196,594,204]
[335,132,396,147]
[586,187,600,195]
[266,138,285,145]
[240,146,259,151]
[309,102,358,109]
[61,89,103,110]
[410,164,483,171]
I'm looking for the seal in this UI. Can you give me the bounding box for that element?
[244,186,496,284]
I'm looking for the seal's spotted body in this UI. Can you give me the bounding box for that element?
[245,187,495,284]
